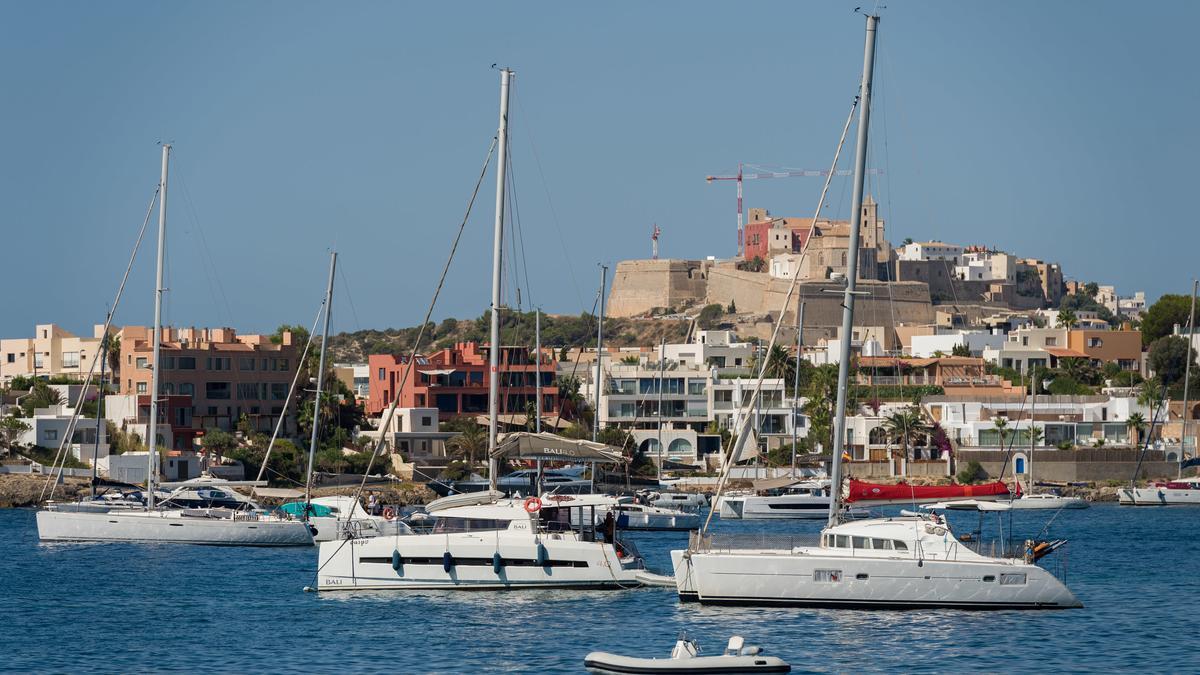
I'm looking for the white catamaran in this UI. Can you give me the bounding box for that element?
[670,15,1081,610]
[36,145,313,546]
[315,70,644,591]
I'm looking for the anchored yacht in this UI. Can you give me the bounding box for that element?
[316,491,643,591]
[718,479,865,520]
[1118,476,1200,505]
[672,514,1080,609]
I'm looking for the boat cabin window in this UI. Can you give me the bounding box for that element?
[813,569,842,582]
[999,573,1027,586]
[432,517,508,533]
[852,536,869,549]
[893,540,908,551]
[871,538,892,550]
[835,535,849,548]
[983,575,996,583]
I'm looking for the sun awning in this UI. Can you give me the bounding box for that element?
[752,476,810,492]
[420,368,457,376]
[250,487,305,499]
[490,432,626,464]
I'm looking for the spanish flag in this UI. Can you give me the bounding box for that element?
[842,452,852,462]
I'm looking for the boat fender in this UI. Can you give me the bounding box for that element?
[492,552,504,574]
[307,524,319,537]
[536,542,549,566]
[443,551,455,572]
[383,507,396,521]
[392,550,403,572]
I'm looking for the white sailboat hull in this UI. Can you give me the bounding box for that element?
[670,548,1080,610]
[719,494,859,520]
[1008,495,1089,510]
[317,530,642,591]
[37,509,314,546]
[1118,486,1200,505]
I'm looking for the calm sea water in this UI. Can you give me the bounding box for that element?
[2,503,1195,673]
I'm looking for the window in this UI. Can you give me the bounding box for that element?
[207,357,231,371]
[161,382,174,395]
[852,536,869,549]
[422,416,432,426]
[271,383,288,400]
[237,383,259,400]
[239,357,256,371]
[1044,337,1057,347]
[136,382,147,394]
[813,569,842,583]
[136,357,149,369]
[62,352,80,368]
[162,356,175,370]
[178,357,196,370]
[688,380,707,395]
[34,353,44,369]
[206,382,232,400]
[179,383,195,396]
[983,575,996,583]
[44,429,58,441]
[999,573,1027,586]
[871,538,892,550]
[5,353,12,363]
[893,540,908,551]
[378,367,386,381]
[1087,337,1103,348]
[834,535,849,548]
[278,359,289,371]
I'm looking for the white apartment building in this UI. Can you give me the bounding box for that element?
[953,251,1016,283]
[368,407,456,460]
[981,326,1070,373]
[909,330,1006,358]
[710,376,807,457]
[924,395,1148,454]
[0,324,115,385]
[662,330,754,370]
[897,241,964,263]
[18,402,109,464]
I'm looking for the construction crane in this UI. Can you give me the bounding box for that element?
[651,223,661,260]
[706,162,882,257]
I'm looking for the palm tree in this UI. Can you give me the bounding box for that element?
[992,416,1010,449]
[759,344,796,383]
[882,406,929,460]
[1126,412,1147,448]
[1137,379,1165,423]
[1057,308,1078,329]
[1029,426,1044,448]
[448,423,487,467]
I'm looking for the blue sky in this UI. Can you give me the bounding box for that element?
[1,1,1196,338]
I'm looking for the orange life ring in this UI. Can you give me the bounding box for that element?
[382,507,395,521]
[524,497,543,514]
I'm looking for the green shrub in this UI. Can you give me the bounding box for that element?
[956,460,984,484]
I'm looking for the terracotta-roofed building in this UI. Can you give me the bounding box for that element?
[119,326,300,439]
[855,356,1024,397]
[368,342,560,423]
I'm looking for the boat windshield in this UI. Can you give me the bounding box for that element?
[432,517,509,533]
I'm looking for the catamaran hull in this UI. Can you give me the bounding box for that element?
[618,512,702,531]
[36,510,314,546]
[669,550,1080,610]
[718,496,867,520]
[1118,487,1200,505]
[317,533,642,591]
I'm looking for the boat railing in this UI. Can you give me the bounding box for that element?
[689,531,820,553]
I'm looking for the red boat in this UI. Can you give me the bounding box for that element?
[846,479,1010,506]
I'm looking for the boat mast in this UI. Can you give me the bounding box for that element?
[657,333,666,482]
[304,251,337,513]
[146,143,170,509]
[1028,370,1037,494]
[535,307,542,434]
[593,264,607,443]
[90,333,108,498]
[826,14,878,527]
[487,67,513,491]
[1179,279,1197,477]
[792,300,805,478]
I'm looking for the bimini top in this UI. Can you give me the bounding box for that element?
[491,432,625,465]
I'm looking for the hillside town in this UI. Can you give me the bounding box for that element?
[2,202,1195,493]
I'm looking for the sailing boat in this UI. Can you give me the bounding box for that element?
[669,15,1081,609]
[36,145,313,546]
[314,69,645,591]
[274,252,413,541]
[1119,280,1200,505]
